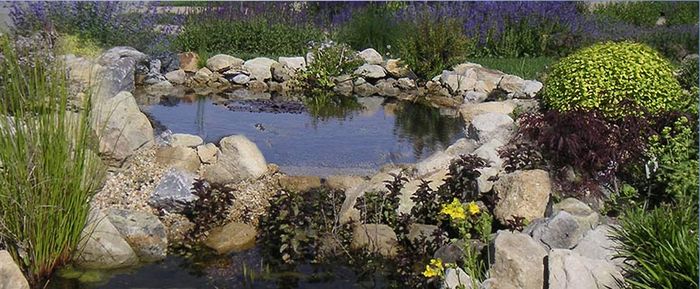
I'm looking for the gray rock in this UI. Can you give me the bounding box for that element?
[105,208,168,262]
[531,211,590,250]
[202,135,267,184]
[92,91,154,164]
[443,268,474,289]
[170,133,204,148]
[434,240,466,264]
[467,112,514,145]
[155,146,200,173]
[0,250,30,289]
[165,69,186,85]
[271,62,291,82]
[74,209,139,269]
[149,168,198,213]
[573,225,625,270]
[488,231,546,289]
[354,64,386,79]
[204,222,257,254]
[463,91,488,104]
[473,139,505,168]
[521,80,543,98]
[397,77,416,90]
[354,80,379,97]
[476,167,499,193]
[441,70,476,94]
[351,224,398,257]
[359,48,383,65]
[96,47,147,100]
[460,101,516,123]
[493,170,551,224]
[143,72,167,85]
[332,74,354,96]
[244,57,277,81]
[145,80,175,97]
[206,54,243,72]
[548,249,623,289]
[498,76,542,98]
[408,223,441,243]
[232,74,251,85]
[553,198,599,231]
[278,56,306,71]
[415,151,453,176]
[149,59,162,74]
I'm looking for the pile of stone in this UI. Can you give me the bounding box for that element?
[139,47,543,108]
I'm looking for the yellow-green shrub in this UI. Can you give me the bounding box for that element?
[542,41,684,117]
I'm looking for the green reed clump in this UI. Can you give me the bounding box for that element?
[0,35,105,286]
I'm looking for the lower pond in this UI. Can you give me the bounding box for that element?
[138,92,465,176]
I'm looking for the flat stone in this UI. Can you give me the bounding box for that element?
[354,64,386,79]
[170,133,203,148]
[0,250,29,289]
[359,48,383,65]
[351,224,398,257]
[244,57,277,81]
[231,74,250,85]
[193,67,213,83]
[463,91,488,104]
[459,101,516,123]
[155,146,200,173]
[493,170,552,224]
[164,69,186,85]
[74,209,139,269]
[149,168,198,213]
[206,54,243,72]
[204,222,256,254]
[278,56,306,71]
[145,80,175,97]
[105,208,168,262]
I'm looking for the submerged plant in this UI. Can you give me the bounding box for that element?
[0,35,105,285]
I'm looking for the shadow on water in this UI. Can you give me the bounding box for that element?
[139,91,465,176]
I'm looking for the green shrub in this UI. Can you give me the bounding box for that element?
[593,1,699,27]
[335,4,404,54]
[611,200,698,289]
[647,116,699,203]
[677,54,699,90]
[294,42,363,91]
[396,14,469,79]
[175,18,323,58]
[0,36,105,285]
[57,34,103,59]
[542,41,684,117]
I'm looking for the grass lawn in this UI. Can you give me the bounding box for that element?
[468,57,557,80]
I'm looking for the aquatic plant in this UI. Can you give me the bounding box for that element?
[0,34,105,285]
[182,179,235,241]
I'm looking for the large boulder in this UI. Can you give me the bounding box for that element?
[155,146,200,173]
[96,47,147,100]
[354,64,386,79]
[359,48,383,65]
[93,91,154,163]
[351,224,398,257]
[244,57,277,81]
[493,170,551,224]
[74,209,139,269]
[204,222,256,254]
[467,112,514,144]
[105,208,168,262]
[202,135,267,184]
[488,231,547,289]
[206,54,243,72]
[548,249,623,289]
[149,168,198,213]
[573,225,624,270]
[440,70,476,94]
[530,211,591,250]
[0,250,29,289]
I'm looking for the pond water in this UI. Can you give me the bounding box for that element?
[49,247,392,289]
[139,92,465,176]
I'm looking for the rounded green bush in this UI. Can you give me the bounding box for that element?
[542,41,684,117]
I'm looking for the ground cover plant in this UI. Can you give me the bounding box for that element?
[0,34,105,286]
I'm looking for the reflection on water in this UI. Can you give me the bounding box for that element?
[140,93,464,176]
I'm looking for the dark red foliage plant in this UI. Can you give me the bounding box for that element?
[517,106,653,181]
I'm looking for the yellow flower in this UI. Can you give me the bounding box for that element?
[440,198,466,220]
[467,201,480,216]
[422,258,444,278]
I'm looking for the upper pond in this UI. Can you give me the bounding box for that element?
[138,91,465,176]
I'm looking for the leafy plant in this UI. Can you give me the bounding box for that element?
[0,35,105,285]
[593,1,699,27]
[410,180,441,224]
[498,142,546,173]
[182,179,235,241]
[437,155,486,203]
[354,172,407,228]
[677,54,699,90]
[295,41,363,92]
[335,4,404,54]
[611,200,698,289]
[504,216,528,232]
[542,41,685,117]
[395,12,468,79]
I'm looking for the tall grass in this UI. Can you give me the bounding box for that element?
[0,35,105,285]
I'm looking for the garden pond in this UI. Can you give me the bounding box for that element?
[136,91,465,176]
